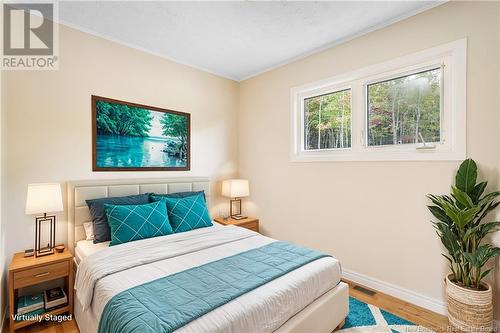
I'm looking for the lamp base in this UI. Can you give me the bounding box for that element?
[35,214,56,258]
[36,248,55,257]
[229,198,246,219]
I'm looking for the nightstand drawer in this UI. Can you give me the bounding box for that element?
[13,261,69,288]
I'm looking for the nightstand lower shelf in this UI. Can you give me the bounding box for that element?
[12,305,71,331]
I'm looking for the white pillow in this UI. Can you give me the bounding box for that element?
[83,222,95,241]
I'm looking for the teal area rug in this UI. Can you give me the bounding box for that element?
[339,297,435,332]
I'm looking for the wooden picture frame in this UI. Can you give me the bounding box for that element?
[92,95,191,171]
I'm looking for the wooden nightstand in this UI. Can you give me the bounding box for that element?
[8,249,74,333]
[214,216,259,233]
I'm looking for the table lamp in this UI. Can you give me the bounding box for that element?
[222,179,249,220]
[25,183,63,257]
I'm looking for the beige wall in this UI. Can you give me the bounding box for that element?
[2,0,500,324]
[238,1,500,319]
[2,23,239,281]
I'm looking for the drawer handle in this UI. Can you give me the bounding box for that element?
[34,272,50,278]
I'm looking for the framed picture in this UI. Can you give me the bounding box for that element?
[92,95,190,171]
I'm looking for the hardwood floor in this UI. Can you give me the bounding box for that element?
[5,280,448,333]
[345,279,449,332]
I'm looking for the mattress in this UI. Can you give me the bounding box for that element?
[74,222,224,263]
[74,225,342,333]
[74,223,225,264]
[75,240,110,264]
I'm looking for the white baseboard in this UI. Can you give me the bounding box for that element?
[343,268,447,315]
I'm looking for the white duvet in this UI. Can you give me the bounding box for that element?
[74,225,342,333]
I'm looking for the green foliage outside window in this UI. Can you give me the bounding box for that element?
[367,68,441,146]
[304,89,351,150]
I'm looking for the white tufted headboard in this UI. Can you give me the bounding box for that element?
[67,177,210,254]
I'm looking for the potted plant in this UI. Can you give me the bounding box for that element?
[427,159,500,332]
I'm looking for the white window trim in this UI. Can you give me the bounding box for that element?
[301,86,353,152]
[290,38,466,162]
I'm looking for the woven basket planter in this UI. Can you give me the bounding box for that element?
[445,274,493,332]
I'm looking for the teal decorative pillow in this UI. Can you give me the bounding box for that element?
[104,201,173,246]
[152,193,212,233]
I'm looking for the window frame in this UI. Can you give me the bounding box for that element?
[363,62,446,151]
[302,87,353,152]
[290,38,466,162]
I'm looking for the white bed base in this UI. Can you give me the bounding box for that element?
[68,178,348,333]
[275,282,348,333]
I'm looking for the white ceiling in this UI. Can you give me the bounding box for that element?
[57,1,443,81]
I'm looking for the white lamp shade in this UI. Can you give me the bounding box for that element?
[25,183,63,215]
[222,179,250,198]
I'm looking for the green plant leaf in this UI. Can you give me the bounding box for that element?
[441,254,454,264]
[441,203,461,226]
[461,207,481,227]
[470,181,487,203]
[476,222,500,242]
[491,247,500,257]
[428,205,452,225]
[479,268,492,281]
[442,195,454,204]
[427,194,443,206]
[441,254,456,277]
[472,245,500,268]
[451,186,473,208]
[463,225,481,242]
[434,222,461,261]
[463,252,479,267]
[477,191,500,207]
[455,159,477,195]
[475,199,500,225]
[441,200,480,230]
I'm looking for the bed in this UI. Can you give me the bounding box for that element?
[67,178,348,333]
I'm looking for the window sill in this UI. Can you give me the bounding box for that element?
[290,148,465,162]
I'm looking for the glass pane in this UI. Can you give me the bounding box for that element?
[304,89,351,150]
[367,68,441,146]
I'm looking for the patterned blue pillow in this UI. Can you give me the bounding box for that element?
[86,193,151,244]
[152,193,212,233]
[104,201,173,246]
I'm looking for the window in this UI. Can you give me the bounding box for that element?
[304,89,351,150]
[367,67,441,147]
[291,39,466,162]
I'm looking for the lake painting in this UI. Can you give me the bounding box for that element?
[92,96,190,171]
